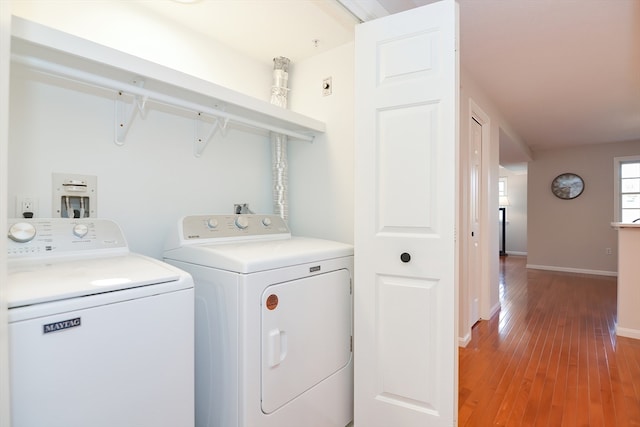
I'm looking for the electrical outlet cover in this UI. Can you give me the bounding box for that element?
[16,196,38,218]
[322,77,332,96]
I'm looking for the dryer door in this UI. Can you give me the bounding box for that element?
[261,269,352,413]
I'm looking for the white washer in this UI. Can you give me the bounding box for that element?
[163,214,354,427]
[7,218,194,427]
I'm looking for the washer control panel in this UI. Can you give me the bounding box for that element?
[181,214,290,242]
[7,218,127,258]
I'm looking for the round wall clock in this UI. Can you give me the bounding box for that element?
[551,173,584,199]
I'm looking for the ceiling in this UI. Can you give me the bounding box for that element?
[137,0,640,169]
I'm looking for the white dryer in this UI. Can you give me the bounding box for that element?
[163,214,354,427]
[7,218,194,427]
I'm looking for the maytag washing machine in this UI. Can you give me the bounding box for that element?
[163,214,354,427]
[7,218,194,427]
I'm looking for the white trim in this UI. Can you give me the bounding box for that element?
[458,332,471,348]
[616,326,640,340]
[506,251,527,256]
[1,3,11,426]
[468,98,493,322]
[498,176,507,197]
[613,155,640,222]
[526,264,617,277]
[486,301,501,320]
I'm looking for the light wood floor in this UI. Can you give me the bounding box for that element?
[458,255,640,427]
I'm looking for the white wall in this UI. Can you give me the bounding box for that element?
[288,42,355,244]
[528,139,640,275]
[10,0,272,101]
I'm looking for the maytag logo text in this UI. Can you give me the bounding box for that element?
[43,317,81,334]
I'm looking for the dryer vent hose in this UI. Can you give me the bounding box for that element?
[270,56,290,223]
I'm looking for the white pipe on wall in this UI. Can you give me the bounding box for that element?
[270,57,291,222]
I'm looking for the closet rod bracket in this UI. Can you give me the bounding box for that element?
[193,112,229,157]
[114,78,146,146]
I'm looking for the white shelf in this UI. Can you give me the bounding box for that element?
[10,17,325,154]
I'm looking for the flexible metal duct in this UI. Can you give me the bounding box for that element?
[270,57,290,222]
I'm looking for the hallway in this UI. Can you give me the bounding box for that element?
[458,256,640,426]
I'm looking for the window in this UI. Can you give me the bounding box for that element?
[498,177,507,197]
[614,156,640,222]
[498,177,509,207]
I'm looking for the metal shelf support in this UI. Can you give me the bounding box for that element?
[194,113,229,158]
[115,79,147,145]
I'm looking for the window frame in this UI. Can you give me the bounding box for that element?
[498,177,507,197]
[614,155,640,223]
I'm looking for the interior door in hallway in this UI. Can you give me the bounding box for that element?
[469,117,482,326]
[353,1,459,426]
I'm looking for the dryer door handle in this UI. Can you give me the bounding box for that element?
[267,329,288,368]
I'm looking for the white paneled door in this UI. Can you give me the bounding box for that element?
[353,1,459,426]
[469,117,483,326]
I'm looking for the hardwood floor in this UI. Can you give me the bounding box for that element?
[458,256,640,427]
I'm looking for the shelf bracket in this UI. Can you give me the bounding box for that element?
[194,112,229,157]
[114,78,147,146]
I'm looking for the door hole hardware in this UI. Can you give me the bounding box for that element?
[471,231,474,237]
[400,252,411,263]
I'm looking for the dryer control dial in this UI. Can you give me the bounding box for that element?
[235,215,249,230]
[73,223,89,238]
[261,217,272,227]
[206,218,219,229]
[8,222,37,243]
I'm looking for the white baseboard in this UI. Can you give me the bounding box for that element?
[487,302,501,320]
[506,251,527,256]
[458,332,471,348]
[526,264,617,277]
[616,326,640,340]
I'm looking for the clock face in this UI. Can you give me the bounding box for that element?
[551,173,584,199]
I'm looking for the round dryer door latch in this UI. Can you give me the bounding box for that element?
[266,294,279,310]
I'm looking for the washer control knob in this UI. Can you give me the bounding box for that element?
[8,222,37,243]
[73,223,89,238]
[235,215,249,230]
[206,218,219,229]
[262,217,272,227]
